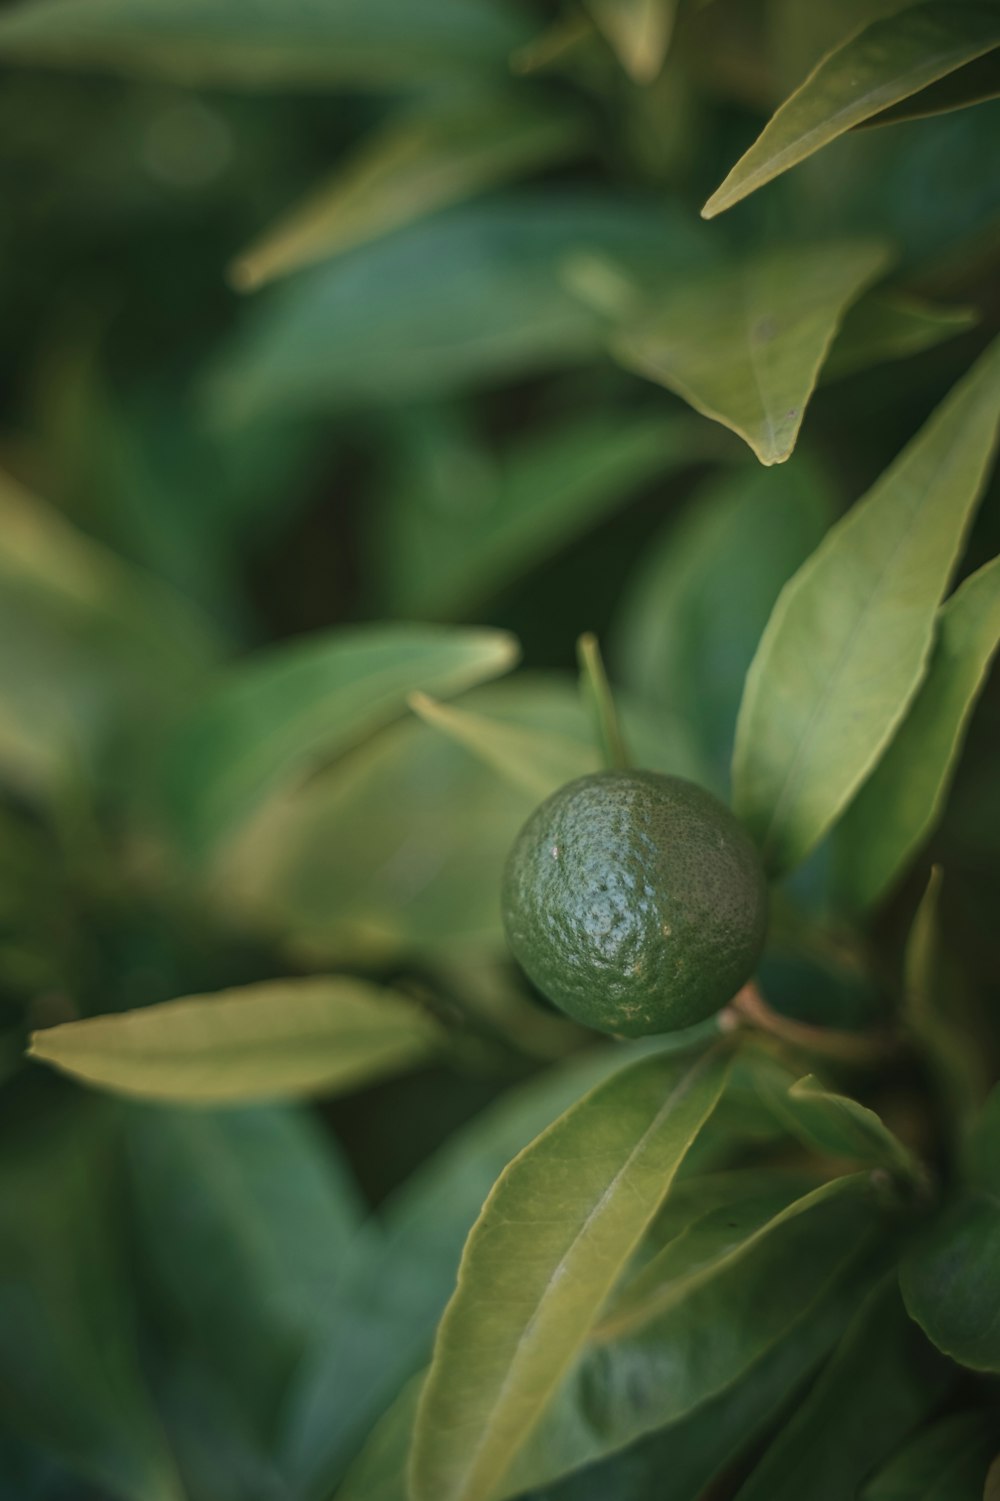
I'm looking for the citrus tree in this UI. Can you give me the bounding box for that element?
[0,2,999,1500]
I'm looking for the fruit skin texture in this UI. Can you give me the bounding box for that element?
[502,770,768,1037]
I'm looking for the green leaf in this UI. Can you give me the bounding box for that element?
[900,869,991,1131]
[160,622,518,866]
[231,95,586,291]
[372,409,715,620]
[703,2,1000,217]
[585,0,677,83]
[613,240,890,464]
[901,1193,1000,1371]
[577,632,629,770]
[834,554,1000,909]
[731,336,1000,875]
[279,1042,677,1498]
[987,1454,1000,1501]
[0,469,216,799]
[28,976,442,1103]
[822,290,978,384]
[126,1104,362,1434]
[858,46,1000,125]
[208,196,710,421]
[733,1280,951,1501]
[0,0,532,89]
[409,1046,730,1501]
[502,1172,886,1495]
[613,459,833,793]
[408,692,595,802]
[862,1411,996,1499]
[226,674,702,964]
[0,1100,183,1501]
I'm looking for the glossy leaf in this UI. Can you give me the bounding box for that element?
[209,196,710,421]
[230,95,586,291]
[0,0,532,89]
[835,553,1000,908]
[159,622,518,866]
[373,409,716,620]
[409,1046,730,1501]
[733,1280,951,1501]
[823,290,978,383]
[732,336,1000,875]
[613,459,833,792]
[28,976,443,1103]
[614,240,890,464]
[704,3,1000,217]
[585,0,677,83]
[280,1042,679,1498]
[126,1103,362,1432]
[0,1101,183,1500]
[862,1411,996,1499]
[502,1171,885,1494]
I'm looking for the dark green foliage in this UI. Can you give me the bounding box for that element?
[0,2,998,1499]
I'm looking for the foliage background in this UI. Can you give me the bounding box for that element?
[0,1,999,1499]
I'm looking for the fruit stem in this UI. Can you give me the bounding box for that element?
[577,632,629,771]
[723,982,893,1066]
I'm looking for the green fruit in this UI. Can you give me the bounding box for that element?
[502,770,768,1037]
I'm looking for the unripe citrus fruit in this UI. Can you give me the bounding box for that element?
[502,770,767,1037]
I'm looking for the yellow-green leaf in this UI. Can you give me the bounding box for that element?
[585,0,677,83]
[613,241,890,464]
[732,336,1000,875]
[408,691,595,802]
[230,94,585,291]
[704,2,1000,217]
[409,1046,729,1501]
[835,554,1000,908]
[28,977,442,1103]
[823,289,978,384]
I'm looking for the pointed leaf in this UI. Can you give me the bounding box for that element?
[585,0,677,83]
[0,1101,183,1500]
[231,95,585,291]
[733,1280,951,1501]
[0,0,532,89]
[732,336,1000,874]
[28,976,442,1103]
[835,554,1000,908]
[409,1046,730,1501]
[823,290,978,384]
[862,1411,996,1500]
[751,1062,923,1181]
[704,2,1000,217]
[409,692,595,802]
[614,240,890,464]
[160,622,518,866]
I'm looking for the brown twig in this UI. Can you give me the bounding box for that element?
[720,982,893,1066]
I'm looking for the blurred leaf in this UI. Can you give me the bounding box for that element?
[127,1103,362,1436]
[585,0,677,84]
[503,1172,887,1496]
[208,196,710,421]
[704,3,1000,217]
[732,1280,951,1501]
[577,631,628,770]
[280,1041,676,1497]
[373,409,716,620]
[408,692,595,801]
[336,1374,424,1501]
[772,1072,922,1180]
[0,469,217,799]
[900,869,991,1131]
[987,1454,1000,1501]
[231,95,586,291]
[613,459,833,794]
[613,240,890,464]
[732,335,1000,876]
[834,553,1000,909]
[862,1410,996,1499]
[860,47,1000,125]
[823,289,979,383]
[29,976,443,1103]
[409,1047,729,1501]
[0,1100,183,1501]
[225,675,702,965]
[160,623,518,867]
[0,0,532,89]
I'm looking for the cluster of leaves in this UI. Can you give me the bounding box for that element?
[0,1,999,1499]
